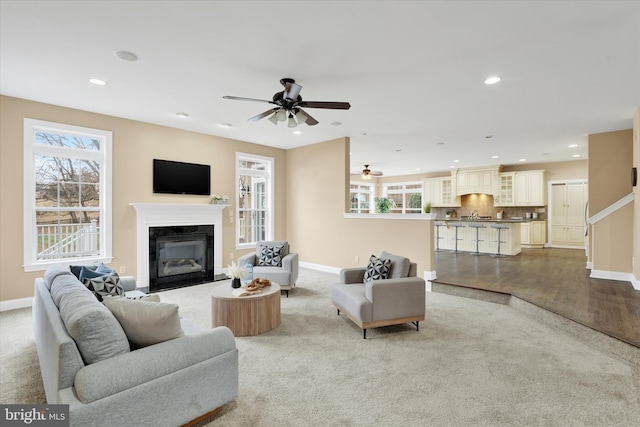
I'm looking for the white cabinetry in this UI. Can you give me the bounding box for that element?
[495,173,515,206]
[423,177,460,207]
[456,168,496,195]
[521,221,546,248]
[551,182,587,247]
[514,170,546,206]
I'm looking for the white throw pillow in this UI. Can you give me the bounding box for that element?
[103,295,184,348]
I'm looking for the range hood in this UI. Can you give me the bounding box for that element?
[455,167,501,196]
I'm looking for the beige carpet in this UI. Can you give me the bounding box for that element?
[1,268,639,426]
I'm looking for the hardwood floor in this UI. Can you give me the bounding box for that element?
[432,248,640,348]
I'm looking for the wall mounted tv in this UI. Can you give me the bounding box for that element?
[153,159,211,195]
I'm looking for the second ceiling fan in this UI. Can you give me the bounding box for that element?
[223,78,351,127]
[362,164,383,179]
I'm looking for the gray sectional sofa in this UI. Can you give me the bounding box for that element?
[33,264,238,426]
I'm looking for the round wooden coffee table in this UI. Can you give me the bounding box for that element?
[211,282,281,337]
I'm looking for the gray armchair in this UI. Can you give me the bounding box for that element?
[237,240,299,297]
[331,251,426,339]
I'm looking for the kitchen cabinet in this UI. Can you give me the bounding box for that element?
[551,182,587,247]
[495,173,515,206]
[456,168,497,196]
[514,170,546,206]
[423,177,461,207]
[521,221,546,248]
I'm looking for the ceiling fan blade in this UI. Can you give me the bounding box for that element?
[299,101,351,110]
[298,108,318,126]
[223,95,274,104]
[248,109,277,122]
[283,82,302,101]
[371,171,384,176]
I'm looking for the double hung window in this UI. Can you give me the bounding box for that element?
[350,182,374,213]
[23,119,112,271]
[383,182,422,214]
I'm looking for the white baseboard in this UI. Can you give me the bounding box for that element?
[590,269,638,289]
[299,261,341,275]
[586,261,593,269]
[0,297,32,312]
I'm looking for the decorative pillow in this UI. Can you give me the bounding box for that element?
[70,262,102,280]
[82,271,123,302]
[103,296,184,348]
[363,255,391,283]
[258,244,284,267]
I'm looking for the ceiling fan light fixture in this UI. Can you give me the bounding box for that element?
[288,114,297,128]
[268,114,278,125]
[276,108,287,122]
[295,110,307,124]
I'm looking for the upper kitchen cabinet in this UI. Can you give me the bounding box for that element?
[514,170,546,206]
[424,176,461,207]
[495,172,515,206]
[456,167,499,196]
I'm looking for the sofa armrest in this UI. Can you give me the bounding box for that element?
[74,327,236,404]
[282,253,299,281]
[364,277,426,320]
[340,268,366,284]
[237,252,257,267]
[119,276,137,292]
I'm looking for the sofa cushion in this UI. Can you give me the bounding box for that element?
[58,289,130,364]
[380,251,411,279]
[258,244,285,267]
[81,270,123,302]
[103,296,184,348]
[43,264,74,290]
[363,255,391,283]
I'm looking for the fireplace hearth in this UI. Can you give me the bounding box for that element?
[149,225,215,292]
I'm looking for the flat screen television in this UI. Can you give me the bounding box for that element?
[153,159,211,195]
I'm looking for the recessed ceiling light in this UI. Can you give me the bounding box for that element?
[293,130,302,135]
[176,112,189,118]
[218,123,232,128]
[360,132,367,136]
[484,76,501,85]
[416,168,421,171]
[542,153,550,156]
[453,159,460,163]
[519,158,526,162]
[114,50,139,61]
[491,155,499,159]
[568,144,578,148]
[396,149,402,152]
[331,122,342,126]
[450,165,456,169]
[572,154,581,158]
[485,135,494,139]
[89,78,107,86]
[436,142,445,146]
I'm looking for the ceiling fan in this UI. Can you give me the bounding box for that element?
[361,164,383,180]
[223,78,351,127]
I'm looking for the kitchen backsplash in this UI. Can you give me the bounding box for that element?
[430,194,546,220]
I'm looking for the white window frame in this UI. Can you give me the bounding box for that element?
[350,181,375,214]
[235,152,274,249]
[23,119,112,272]
[383,181,423,214]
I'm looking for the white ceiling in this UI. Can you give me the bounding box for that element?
[1,1,639,177]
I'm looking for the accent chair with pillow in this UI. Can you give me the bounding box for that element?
[331,251,426,339]
[237,240,299,297]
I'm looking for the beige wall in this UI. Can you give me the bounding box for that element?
[287,139,435,276]
[634,108,640,282]
[0,96,287,301]
[502,160,588,182]
[588,128,634,274]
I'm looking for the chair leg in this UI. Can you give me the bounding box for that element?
[363,329,367,339]
[337,309,340,316]
[285,290,289,298]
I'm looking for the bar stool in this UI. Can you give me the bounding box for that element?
[469,223,486,255]
[434,221,445,251]
[449,222,465,253]
[490,223,509,257]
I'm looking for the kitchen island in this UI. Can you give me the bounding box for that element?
[434,218,524,255]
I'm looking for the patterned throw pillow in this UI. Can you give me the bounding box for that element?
[82,272,124,302]
[258,245,284,267]
[363,255,391,283]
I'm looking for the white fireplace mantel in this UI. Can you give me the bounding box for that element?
[130,203,228,287]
